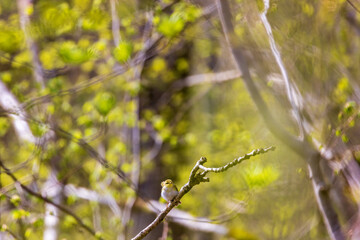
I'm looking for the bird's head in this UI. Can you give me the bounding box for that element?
[161,179,173,188]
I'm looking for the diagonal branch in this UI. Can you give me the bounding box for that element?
[215,0,312,158]
[260,0,305,138]
[0,160,99,239]
[0,79,36,143]
[131,146,275,240]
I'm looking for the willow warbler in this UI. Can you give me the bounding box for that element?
[161,179,180,204]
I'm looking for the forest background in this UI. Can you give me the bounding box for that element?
[1,0,360,239]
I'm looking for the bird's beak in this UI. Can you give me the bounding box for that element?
[161,181,165,187]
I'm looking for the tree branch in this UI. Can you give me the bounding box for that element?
[17,0,45,87]
[0,79,36,143]
[215,0,312,158]
[131,146,275,240]
[308,154,345,240]
[260,0,305,139]
[198,147,275,174]
[110,0,121,46]
[0,160,100,239]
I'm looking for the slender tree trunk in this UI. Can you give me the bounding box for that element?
[215,0,346,239]
[17,0,45,88]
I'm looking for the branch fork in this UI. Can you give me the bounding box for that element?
[131,146,275,240]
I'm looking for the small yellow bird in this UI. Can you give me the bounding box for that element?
[161,179,180,204]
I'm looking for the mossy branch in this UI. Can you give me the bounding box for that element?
[131,146,275,240]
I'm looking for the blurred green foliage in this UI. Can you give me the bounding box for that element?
[94,92,116,116]
[0,117,10,136]
[113,41,133,63]
[58,41,96,65]
[0,21,23,53]
[0,0,359,239]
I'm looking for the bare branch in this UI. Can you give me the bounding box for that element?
[0,80,36,143]
[0,160,100,239]
[347,0,360,14]
[131,146,275,240]
[110,0,121,46]
[308,154,345,240]
[198,146,275,174]
[260,0,305,138]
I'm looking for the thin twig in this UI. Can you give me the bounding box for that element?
[110,0,121,46]
[347,0,360,14]
[198,146,275,174]
[260,0,305,139]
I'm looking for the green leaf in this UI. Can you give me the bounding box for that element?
[341,134,349,143]
[58,41,95,64]
[151,57,167,73]
[344,101,356,115]
[0,21,23,53]
[30,122,49,137]
[67,195,78,205]
[0,117,10,137]
[34,3,78,38]
[256,0,265,12]
[11,209,30,220]
[244,165,279,189]
[46,77,64,93]
[77,115,93,127]
[173,3,201,22]
[94,92,116,116]
[0,224,8,232]
[121,162,132,173]
[157,14,185,38]
[125,81,141,96]
[95,231,103,239]
[82,9,109,31]
[63,215,77,228]
[152,116,166,130]
[32,218,44,228]
[176,58,189,73]
[113,41,133,63]
[1,72,12,83]
[10,195,21,207]
[333,77,352,103]
[25,228,32,238]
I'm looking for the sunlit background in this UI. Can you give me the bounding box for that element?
[1,0,360,239]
